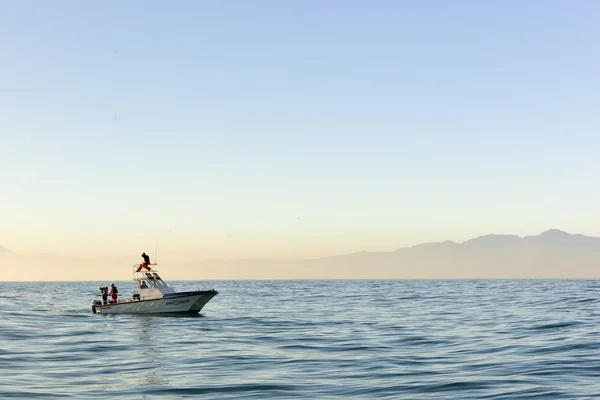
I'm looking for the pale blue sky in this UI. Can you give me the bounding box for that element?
[1,1,599,259]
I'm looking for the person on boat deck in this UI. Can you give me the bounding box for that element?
[136,252,151,272]
[109,283,118,303]
[101,287,108,305]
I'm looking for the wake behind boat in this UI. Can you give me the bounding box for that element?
[91,264,217,315]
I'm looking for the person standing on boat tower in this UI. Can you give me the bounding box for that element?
[137,252,151,272]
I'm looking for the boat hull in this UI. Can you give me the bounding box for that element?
[92,291,217,315]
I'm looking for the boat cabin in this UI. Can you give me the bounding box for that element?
[132,265,175,300]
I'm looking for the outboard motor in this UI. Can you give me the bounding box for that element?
[91,300,101,314]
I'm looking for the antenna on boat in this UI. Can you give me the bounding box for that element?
[154,238,158,266]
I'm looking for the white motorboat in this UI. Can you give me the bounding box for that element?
[91,264,217,314]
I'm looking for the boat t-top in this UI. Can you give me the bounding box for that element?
[92,264,217,314]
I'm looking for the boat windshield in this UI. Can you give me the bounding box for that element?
[142,272,166,286]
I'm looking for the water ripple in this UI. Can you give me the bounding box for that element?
[1,280,599,399]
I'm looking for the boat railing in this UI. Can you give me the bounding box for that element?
[93,294,136,303]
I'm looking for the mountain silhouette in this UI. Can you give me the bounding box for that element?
[0,245,12,254]
[192,229,600,279]
[2,230,600,280]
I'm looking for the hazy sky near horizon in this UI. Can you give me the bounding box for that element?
[1,1,599,260]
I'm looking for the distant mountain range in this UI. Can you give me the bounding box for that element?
[2,229,600,280]
[0,245,12,254]
[189,229,600,279]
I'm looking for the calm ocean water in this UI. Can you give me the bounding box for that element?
[1,279,600,399]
